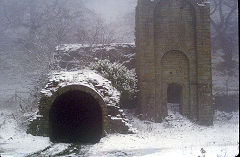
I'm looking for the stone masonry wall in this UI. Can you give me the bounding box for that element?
[136,0,213,125]
[28,70,135,138]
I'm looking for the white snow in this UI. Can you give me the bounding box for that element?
[0,108,238,156]
[87,111,239,157]
[0,67,239,156]
[0,110,50,157]
[0,68,239,157]
[41,69,120,106]
[56,43,135,53]
[56,44,90,52]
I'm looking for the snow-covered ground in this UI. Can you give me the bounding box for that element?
[0,46,238,157]
[0,109,238,157]
[87,110,239,157]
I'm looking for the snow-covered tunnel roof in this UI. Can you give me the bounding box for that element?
[41,69,120,107]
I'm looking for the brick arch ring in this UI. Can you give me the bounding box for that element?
[160,50,190,62]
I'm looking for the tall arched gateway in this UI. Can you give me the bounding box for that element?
[161,51,190,115]
[136,0,213,125]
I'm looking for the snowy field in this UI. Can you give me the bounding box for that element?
[0,109,238,157]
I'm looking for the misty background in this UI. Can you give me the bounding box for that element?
[0,0,238,109]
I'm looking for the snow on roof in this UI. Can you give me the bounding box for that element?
[56,43,135,53]
[41,69,120,106]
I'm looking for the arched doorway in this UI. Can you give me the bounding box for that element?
[161,50,190,115]
[49,90,103,143]
[167,83,182,104]
[167,83,182,113]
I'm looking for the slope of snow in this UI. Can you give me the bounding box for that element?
[0,108,238,157]
[87,111,239,157]
[0,110,50,157]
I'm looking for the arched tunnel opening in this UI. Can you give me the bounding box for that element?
[49,90,103,144]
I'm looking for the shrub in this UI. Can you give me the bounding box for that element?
[91,59,138,108]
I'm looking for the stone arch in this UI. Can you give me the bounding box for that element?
[48,85,108,143]
[161,50,190,116]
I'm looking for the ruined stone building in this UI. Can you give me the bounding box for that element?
[135,0,213,125]
[28,0,214,144]
[28,45,135,143]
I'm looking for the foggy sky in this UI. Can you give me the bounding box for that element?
[83,0,137,23]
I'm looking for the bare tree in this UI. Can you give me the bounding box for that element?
[75,17,117,45]
[210,0,238,65]
[0,0,93,93]
[210,0,238,95]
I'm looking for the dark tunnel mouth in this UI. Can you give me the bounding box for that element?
[49,90,103,144]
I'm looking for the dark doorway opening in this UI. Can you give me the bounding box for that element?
[167,83,182,104]
[49,90,102,144]
[167,83,182,113]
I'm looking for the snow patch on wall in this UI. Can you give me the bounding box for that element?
[56,43,135,53]
[41,69,120,107]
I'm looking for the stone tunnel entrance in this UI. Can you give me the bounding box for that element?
[49,90,103,143]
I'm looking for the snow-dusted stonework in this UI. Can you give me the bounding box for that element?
[135,0,213,125]
[54,43,135,70]
[28,70,135,138]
